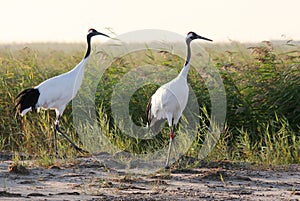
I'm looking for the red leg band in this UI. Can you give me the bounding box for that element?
[170,131,174,139]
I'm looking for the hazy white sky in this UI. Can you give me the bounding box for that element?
[0,0,299,43]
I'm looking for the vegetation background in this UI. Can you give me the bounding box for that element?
[0,40,299,166]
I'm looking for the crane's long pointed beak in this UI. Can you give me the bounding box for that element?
[97,32,110,38]
[198,35,213,42]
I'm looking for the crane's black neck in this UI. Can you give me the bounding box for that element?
[84,35,92,59]
[179,38,192,78]
[184,38,192,66]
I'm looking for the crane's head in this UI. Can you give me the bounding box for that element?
[187,32,212,42]
[88,28,110,38]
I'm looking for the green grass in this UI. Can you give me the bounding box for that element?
[0,41,299,166]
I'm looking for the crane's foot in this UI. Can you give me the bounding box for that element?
[74,146,89,154]
[54,124,89,155]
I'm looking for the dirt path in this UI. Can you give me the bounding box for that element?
[0,152,300,200]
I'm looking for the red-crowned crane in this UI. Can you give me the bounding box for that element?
[146,31,212,168]
[15,28,110,154]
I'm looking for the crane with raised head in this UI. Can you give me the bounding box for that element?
[146,31,212,168]
[16,28,110,154]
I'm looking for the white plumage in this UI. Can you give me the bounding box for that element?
[16,28,110,154]
[33,58,88,117]
[146,31,212,167]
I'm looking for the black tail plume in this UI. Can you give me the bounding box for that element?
[15,88,40,115]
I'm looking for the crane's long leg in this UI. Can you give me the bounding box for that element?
[53,126,58,155]
[166,127,175,168]
[54,119,88,154]
[172,124,177,157]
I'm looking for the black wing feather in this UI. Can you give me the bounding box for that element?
[146,97,166,134]
[15,88,40,114]
[146,98,152,126]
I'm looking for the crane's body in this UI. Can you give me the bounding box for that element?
[27,58,89,116]
[148,75,189,129]
[16,29,109,154]
[146,32,212,168]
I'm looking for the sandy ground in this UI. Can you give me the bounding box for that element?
[0,152,300,201]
